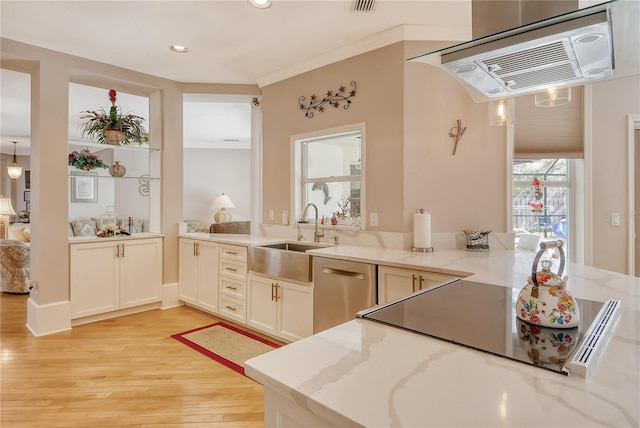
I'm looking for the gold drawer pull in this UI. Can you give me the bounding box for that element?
[225,267,237,272]
[225,285,238,290]
[225,305,237,311]
[225,251,237,255]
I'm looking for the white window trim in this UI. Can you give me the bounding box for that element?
[290,122,366,230]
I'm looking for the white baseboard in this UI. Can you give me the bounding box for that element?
[26,297,72,337]
[162,282,181,309]
[70,303,161,327]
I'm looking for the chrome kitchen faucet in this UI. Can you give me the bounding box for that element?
[299,203,324,243]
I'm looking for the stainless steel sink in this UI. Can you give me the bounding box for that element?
[249,241,330,282]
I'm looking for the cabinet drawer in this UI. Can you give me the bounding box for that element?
[220,259,247,282]
[219,295,247,324]
[420,271,458,289]
[219,244,247,262]
[220,276,246,300]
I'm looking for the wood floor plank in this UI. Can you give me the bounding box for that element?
[1,292,282,427]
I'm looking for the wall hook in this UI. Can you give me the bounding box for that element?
[448,119,467,156]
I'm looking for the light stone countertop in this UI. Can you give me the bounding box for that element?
[178,232,285,246]
[245,246,640,427]
[69,232,164,243]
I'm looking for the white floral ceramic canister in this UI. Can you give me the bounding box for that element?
[516,240,580,328]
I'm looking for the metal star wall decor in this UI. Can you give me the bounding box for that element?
[299,81,356,118]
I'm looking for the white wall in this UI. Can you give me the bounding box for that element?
[183,148,251,225]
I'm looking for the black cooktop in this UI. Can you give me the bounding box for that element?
[357,279,604,374]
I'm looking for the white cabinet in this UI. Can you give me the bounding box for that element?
[377,265,458,305]
[247,274,313,342]
[179,238,219,314]
[218,243,248,324]
[70,237,163,319]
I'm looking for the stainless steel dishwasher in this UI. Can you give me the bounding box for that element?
[312,256,377,333]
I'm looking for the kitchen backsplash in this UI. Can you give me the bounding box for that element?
[261,224,514,251]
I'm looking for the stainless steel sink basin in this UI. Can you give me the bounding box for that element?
[249,241,330,282]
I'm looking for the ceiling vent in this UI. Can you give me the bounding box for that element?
[408,2,615,102]
[352,0,375,13]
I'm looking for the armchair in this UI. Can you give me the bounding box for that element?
[0,239,31,293]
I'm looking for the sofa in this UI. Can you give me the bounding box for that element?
[1,223,31,293]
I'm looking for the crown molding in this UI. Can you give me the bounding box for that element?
[256,24,471,89]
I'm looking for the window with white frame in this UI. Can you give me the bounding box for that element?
[513,159,572,256]
[293,128,363,228]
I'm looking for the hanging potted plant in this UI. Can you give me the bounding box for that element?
[79,89,147,145]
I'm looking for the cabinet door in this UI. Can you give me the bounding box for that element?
[70,241,120,318]
[120,238,163,308]
[247,274,277,336]
[196,240,219,314]
[178,239,198,304]
[277,280,313,342]
[377,266,418,305]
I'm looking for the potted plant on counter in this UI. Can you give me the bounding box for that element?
[79,89,147,145]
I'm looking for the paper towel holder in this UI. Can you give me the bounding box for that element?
[412,208,434,253]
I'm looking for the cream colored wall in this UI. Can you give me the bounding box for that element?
[0,38,259,335]
[261,40,508,236]
[261,43,406,232]
[636,129,639,277]
[403,41,507,234]
[590,74,640,273]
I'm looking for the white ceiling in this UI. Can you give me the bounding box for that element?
[0,0,470,155]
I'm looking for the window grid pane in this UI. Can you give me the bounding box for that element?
[301,133,362,223]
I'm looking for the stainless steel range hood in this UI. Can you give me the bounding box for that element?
[408,0,620,103]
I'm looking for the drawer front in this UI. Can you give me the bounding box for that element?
[220,259,247,282]
[419,271,459,289]
[219,244,247,262]
[219,295,247,324]
[219,276,246,300]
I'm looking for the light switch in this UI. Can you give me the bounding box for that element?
[269,210,274,221]
[611,212,621,227]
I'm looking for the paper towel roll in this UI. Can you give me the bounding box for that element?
[414,211,432,249]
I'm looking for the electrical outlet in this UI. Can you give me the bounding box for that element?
[269,210,274,221]
[370,213,378,227]
[282,210,289,225]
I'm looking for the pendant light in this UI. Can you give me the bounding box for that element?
[7,141,23,180]
[488,100,507,126]
[535,87,572,107]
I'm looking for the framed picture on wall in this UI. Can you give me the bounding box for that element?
[24,190,30,201]
[25,171,31,189]
[70,171,98,203]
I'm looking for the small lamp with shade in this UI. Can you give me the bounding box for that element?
[0,195,16,240]
[211,193,236,223]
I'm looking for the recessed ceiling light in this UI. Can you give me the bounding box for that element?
[170,45,189,53]
[249,0,271,9]
[575,33,605,44]
[453,64,476,74]
[584,67,609,76]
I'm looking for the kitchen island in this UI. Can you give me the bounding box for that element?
[245,247,640,427]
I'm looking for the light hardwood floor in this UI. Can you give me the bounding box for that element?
[1,292,282,427]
